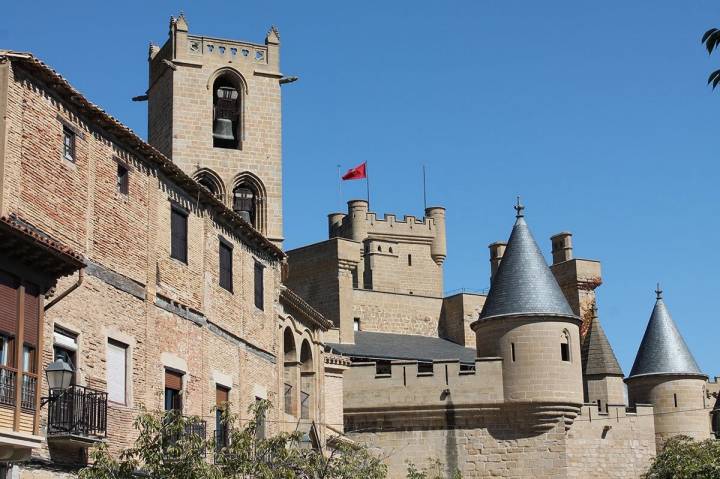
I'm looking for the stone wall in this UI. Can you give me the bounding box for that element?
[352,289,443,337]
[566,404,656,479]
[147,19,284,245]
[439,293,485,348]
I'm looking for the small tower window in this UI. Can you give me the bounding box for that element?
[353,318,360,331]
[674,393,678,408]
[561,330,571,362]
[511,343,516,362]
[408,254,412,266]
[212,75,242,149]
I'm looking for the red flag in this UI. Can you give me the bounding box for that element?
[341,162,367,181]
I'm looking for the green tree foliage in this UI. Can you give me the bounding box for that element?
[406,458,462,479]
[78,400,389,479]
[702,28,720,89]
[643,435,720,479]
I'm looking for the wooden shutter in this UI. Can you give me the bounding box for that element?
[219,242,232,291]
[23,284,40,347]
[254,262,264,310]
[170,208,188,263]
[216,386,229,406]
[0,271,18,336]
[165,369,183,391]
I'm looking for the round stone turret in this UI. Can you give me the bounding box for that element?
[625,286,710,447]
[328,212,346,238]
[425,206,446,265]
[473,199,583,430]
[347,200,368,243]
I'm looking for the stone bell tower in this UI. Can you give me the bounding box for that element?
[146,14,285,245]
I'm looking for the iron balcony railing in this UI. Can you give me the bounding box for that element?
[0,366,16,406]
[164,416,208,457]
[47,385,108,439]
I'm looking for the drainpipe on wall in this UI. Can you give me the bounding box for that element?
[45,268,84,311]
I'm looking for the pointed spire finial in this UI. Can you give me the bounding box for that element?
[514,196,525,218]
[655,283,663,300]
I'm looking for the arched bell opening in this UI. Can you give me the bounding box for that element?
[193,168,226,203]
[212,73,243,149]
[232,173,266,233]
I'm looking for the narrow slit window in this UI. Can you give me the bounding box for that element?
[561,330,571,362]
[254,262,264,310]
[117,163,129,195]
[674,393,678,408]
[170,207,188,264]
[408,254,412,266]
[63,126,76,162]
[511,343,516,362]
[219,241,233,292]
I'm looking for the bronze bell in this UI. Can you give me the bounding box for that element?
[213,118,235,141]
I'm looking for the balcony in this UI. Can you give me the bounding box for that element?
[47,385,108,445]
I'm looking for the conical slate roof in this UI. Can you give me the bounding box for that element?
[628,287,704,378]
[582,310,623,376]
[479,201,578,321]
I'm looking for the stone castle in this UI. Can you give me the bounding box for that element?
[0,14,717,478]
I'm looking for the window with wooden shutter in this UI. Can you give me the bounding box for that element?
[0,271,18,337]
[254,262,264,310]
[219,241,233,292]
[170,207,188,263]
[23,284,39,347]
[164,369,183,411]
[216,385,229,406]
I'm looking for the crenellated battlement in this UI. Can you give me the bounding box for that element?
[343,358,504,410]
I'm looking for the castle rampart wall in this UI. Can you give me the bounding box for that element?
[352,289,443,337]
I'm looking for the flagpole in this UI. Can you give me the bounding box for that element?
[366,163,371,208]
[422,164,427,211]
[337,164,342,210]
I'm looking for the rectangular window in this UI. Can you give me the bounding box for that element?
[408,254,412,266]
[54,327,77,384]
[254,262,264,310]
[674,393,678,408]
[170,207,188,263]
[353,318,360,331]
[219,241,233,292]
[511,343,516,362]
[215,386,230,450]
[22,345,35,373]
[117,163,129,195]
[63,126,76,162]
[164,369,183,412]
[560,342,570,362]
[107,340,128,405]
[255,397,266,439]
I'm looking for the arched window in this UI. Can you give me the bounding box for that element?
[561,330,571,362]
[300,340,315,420]
[232,173,266,232]
[283,328,297,416]
[212,73,243,149]
[193,169,226,202]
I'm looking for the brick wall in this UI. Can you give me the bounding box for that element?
[2,60,287,467]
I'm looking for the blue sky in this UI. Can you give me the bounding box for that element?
[2,1,718,376]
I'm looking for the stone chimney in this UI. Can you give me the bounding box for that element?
[488,241,507,282]
[550,232,573,264]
